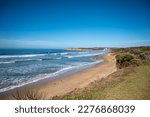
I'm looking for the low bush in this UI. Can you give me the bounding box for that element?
[116,53,134,68]
[139,51,150,60]
[131,59,141,66]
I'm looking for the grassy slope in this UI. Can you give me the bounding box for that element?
[62,64,150,100]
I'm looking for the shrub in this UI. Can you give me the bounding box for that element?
[139,51,150,60]
[116,53,134,68]
[131,59,141,66]
[130,49,142,55]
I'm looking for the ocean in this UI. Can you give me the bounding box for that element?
[0,49,107,93]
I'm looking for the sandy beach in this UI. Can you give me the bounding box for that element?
[1,53,116,99]
[35,53,116,99]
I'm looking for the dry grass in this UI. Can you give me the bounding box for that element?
[12,89,46,100]
[61,64,150,100]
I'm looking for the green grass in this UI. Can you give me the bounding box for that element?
[61,64,150,100]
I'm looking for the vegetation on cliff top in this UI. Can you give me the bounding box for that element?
[60,46,150,100]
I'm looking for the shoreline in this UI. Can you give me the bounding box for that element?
[0,59,104,94]
[0,53,116,99]
[37,53,116,99]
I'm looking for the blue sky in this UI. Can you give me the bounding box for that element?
[0,0,150,48]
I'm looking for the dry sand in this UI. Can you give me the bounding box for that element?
[35,53,117,99]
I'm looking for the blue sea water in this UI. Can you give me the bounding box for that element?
[0,49,107,93]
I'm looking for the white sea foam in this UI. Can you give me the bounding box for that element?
[0,59,43,64]
[51,52,69,55]
[0,59,103,93]
[0,54,47,58]
[17,59,43,62]
[66,52,105,58]
[77,52,88,54]
[0,61,15,64]
[59,52,69,55]
[56,57,62,59]
[0,57,63,65]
